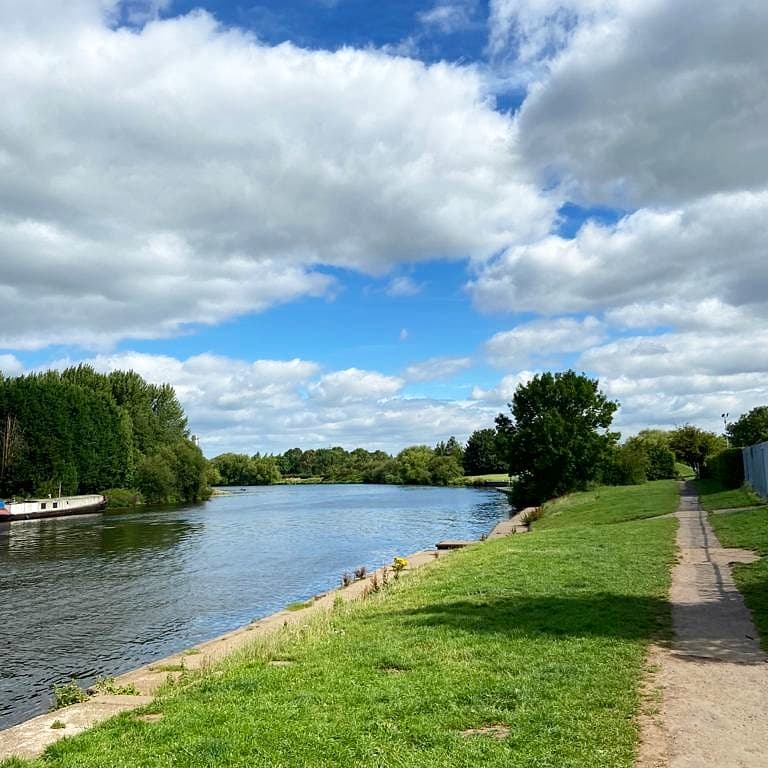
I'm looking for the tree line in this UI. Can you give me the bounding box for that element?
[0,366,208,505]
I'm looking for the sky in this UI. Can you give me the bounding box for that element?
[0,0,767,456]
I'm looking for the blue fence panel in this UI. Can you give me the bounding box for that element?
[743,441,768,498]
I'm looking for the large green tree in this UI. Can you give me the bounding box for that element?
[496,371,619,506]
[727,406,768,447]
[668,425,726,478]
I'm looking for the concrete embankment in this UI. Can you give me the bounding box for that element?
[0,509,524,760]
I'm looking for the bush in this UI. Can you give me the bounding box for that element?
[703,448,745,489]
[103,488,144,509]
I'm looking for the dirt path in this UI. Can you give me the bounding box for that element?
[638,482,768,768]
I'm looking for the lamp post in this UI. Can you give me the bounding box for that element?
[721,412,729,447]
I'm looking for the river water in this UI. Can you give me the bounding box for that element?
[0,484,508,730]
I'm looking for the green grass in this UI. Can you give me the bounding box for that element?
[675,463,695,480]
[4,486,677,768]
[694,478,764,511]
[534,481,679,531]
[709,506,768,652]
[463,473,511,483]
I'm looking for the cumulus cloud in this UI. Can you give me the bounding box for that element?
[468,192,768,319]
[0,3,554,350]
[485,316,605,368]
[472,370,537,403]
[37,351,500,454]
[513,0,768,206]
[403,356,473,382]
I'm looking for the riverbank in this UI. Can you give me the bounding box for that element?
[1,482,678,767]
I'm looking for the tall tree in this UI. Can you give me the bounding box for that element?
[496,371,619,505]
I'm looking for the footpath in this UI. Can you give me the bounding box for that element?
[639,482,768,768]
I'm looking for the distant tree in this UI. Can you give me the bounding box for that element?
[668,425,726,478]
[727,407,768,447]
[434,436,464,464]
[463,428,504,475]
[496,371,619,506]
[623,430,676,481]
[395,445,434,485]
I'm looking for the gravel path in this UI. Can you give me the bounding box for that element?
[638,482,768,768]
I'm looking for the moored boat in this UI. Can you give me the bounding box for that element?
[0,494,105,521]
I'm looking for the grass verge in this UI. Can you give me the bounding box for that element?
[3,487,677,768]
[534,480,679,531]
[709,506,768,652]
[694,478,764,511]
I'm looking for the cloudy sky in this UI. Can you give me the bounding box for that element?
[1,0,765,455]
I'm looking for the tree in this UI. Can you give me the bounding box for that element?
[668,425,726,478]
[496,371,619,506]
[623,430,676,480]
[434,436,464,464]
[463,428,504,475]
[727,406,768,447]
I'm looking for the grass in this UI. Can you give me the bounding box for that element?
[675,463,695,480]
[694,478,764,511]
[534,480,679,531]
[708,506,768,652]
[3,485,677,768]
[462,473,511,483]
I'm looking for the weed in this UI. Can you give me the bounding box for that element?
[286,600,313,611]
[91,677,140,696]
[50,720,66,730]
[51,680,89,710]
[340,572,353,588]
[354,566,368,580]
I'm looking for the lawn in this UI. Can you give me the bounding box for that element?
[694,478,763,511]
[534,480,679,531]
[3,486,677,768]
[709,506,768,653]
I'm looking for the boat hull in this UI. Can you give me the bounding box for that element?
[0,495,106,522]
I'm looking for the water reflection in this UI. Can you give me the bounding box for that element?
[0,485,508,730]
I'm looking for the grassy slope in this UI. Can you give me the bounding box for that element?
[694,478,764,511]
[709,507,768,653]
[5,486,677,768]
[534,481,680,531]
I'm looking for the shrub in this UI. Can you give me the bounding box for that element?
[703,448,745,489]
[103,488,144,509]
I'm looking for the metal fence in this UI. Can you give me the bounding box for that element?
[743,441,768,498]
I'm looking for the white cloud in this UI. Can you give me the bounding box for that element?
[308,368,404,404]
[36,351,501,454]
[0,353,23,377]
[472,370,537,403]
[385,276,422,297]
[0,4,554,351]
[485,316,605,368]
[468,192,768,319]
[513,0,768,207]
[419,1,477,35]
[403,356,472,382]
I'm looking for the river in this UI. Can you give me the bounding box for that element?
[0,484,509,730]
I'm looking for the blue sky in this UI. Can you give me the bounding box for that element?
[1,0,767,454]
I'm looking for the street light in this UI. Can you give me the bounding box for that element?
[721,412,729,446]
